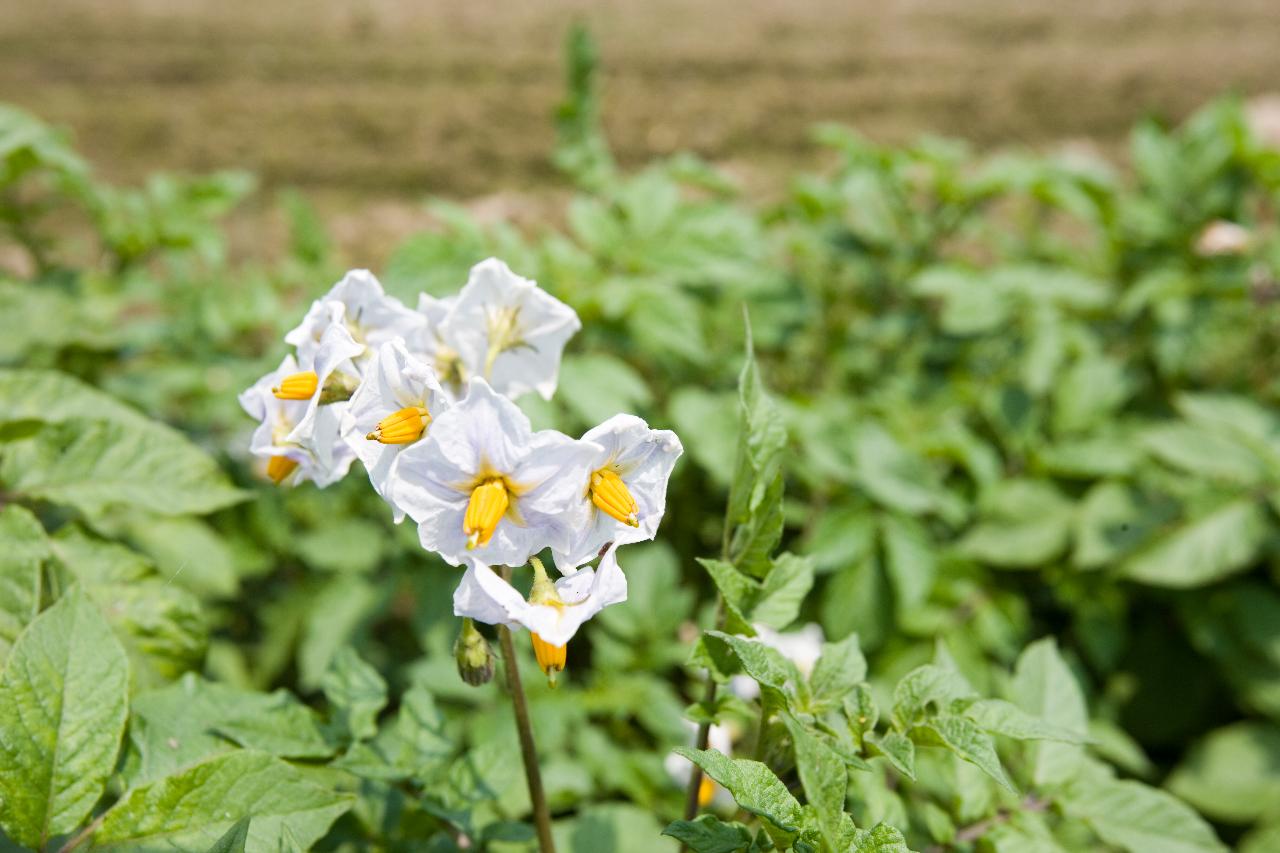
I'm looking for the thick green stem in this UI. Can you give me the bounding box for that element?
[497,566,557,853]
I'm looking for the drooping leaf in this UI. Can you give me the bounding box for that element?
[701,630,798,701]
[673,748,804,839]
[910,714,1015,792]
[662,815,753,853]
[866,732,915,780]
[963,698,1089,744]
[1061,767,1226,853]
[0,504,46,662]
[321,647,388,742]
[782,714,847,845]
[0,587,129,849]
[93,751,352,852]
[1012,638,1088,787]
[808,633,867,711]
[1119,498,1267,588]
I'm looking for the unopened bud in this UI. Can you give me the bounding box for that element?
[454,618,494,686]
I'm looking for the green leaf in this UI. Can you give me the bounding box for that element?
[1167,722,1280,824]
[1120,498,1268,588]
[853,424,950,518]
[0,505,46,662]
[782,714,847,845]
[1141,423,1267,484]
[1012,638,1087,787]
[204,817,251,853]
[0,369,246,519]
[881,515,936,614]
[0,587,129,848]
[808,633,867,711]
[956,480,1073,569]
[751,553,815,630]
[892,663,975,722]
[866,732,915,780]
[94,751,352,851]
[126,674,322,785]
[963,699,1089,743]
[334,681,453,780]
[321,647,388,742]
[1061,768,1226,853]
[910,714,1015,792]
[558,354,653,427]
[702,631,798,700]
[696,558,756,635]
[662,815,753,853]
[844,822,913,853]
[672,747,804,838]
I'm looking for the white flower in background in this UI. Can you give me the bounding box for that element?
[552,414,683,570]
[393,377,601,567]
[454,548,627,683]
[729,622,826,701]
[439,258,580,401]
[413,292,468,399]
[1194,220,1252,256]
[238,326,362,488]
[342,339,450,522]
[665,720,735,808]
[285,269,424,365]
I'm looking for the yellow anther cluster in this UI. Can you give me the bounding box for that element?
[272,371,319,400]
[366,406,431,444]
[267,455,299,484]
[590,468,639,527]
[464,479,509,549]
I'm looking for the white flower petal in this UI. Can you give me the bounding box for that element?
[440,258,581,401]
[286,269,423,364]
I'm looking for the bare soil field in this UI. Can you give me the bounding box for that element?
[3,0,1279,256]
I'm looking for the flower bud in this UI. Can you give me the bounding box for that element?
[454,618,494,686]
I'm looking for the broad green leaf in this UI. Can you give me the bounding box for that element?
[0,369,246,519]
[0,505,45,661]
[94,751,352,851]
[821,556,890,650]
[1240,822,1280,853]
[833,819,912,853]
[963,699,1088,743]
[1072,482,1158,570]
[662,815,753,853]
[956,480,1073,569]
[125,517,240,598]
[702,631,798,700]
[1120,498,1267,588]
[853,424,950,518]
[558,354,653,427]
[696,558,756,635]
[1167,722,1280,824]
[804,506,876,574]
[0,587,129,848]
[1061,769,1226,853]
[1141,423,1266,484]
[335,681,453,780]
[751,553,814,629]
[782,714,847,844]
[205,817,251,853]
[866,732,915,780]
[910,715,1015,792]
[1012,638,1087,787]
[673,748,804,838]
[321,647,388,742]
[808,633,867,710]
[127,674,322,785]
[668,389,737,488]
[892,663,976,722]
[51,525,208,684]
[881,514,936,614]
[553,803,677,853]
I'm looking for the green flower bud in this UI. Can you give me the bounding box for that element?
[454,618,495,686]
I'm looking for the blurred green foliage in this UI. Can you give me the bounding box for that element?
[1,26,1279,853]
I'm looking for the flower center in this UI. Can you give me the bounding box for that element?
[464,478,509,549]
[366,406,431,444]
[590,468,639,528]
[272,371,318,400]
[266,456,299,484]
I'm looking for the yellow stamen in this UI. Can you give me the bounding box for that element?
[698,775,716,807]
[366,406,431,444]
[266,455,299,484]
[590,468,639,527]
[272,371,318,400]
[531,632,566,686]
[464,478,509,549]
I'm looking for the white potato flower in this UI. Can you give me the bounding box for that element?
[413,292,467,399]
[285,269,423,365]
[552,414,683,571]
[238,324,363,488]
[342,339,450,522]
[437,258,580,401]
[453,548,627,682]
[393,377,602,567]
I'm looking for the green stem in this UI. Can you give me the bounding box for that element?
[497,566,557,853]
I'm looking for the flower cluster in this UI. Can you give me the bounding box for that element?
[240,259,682,681]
